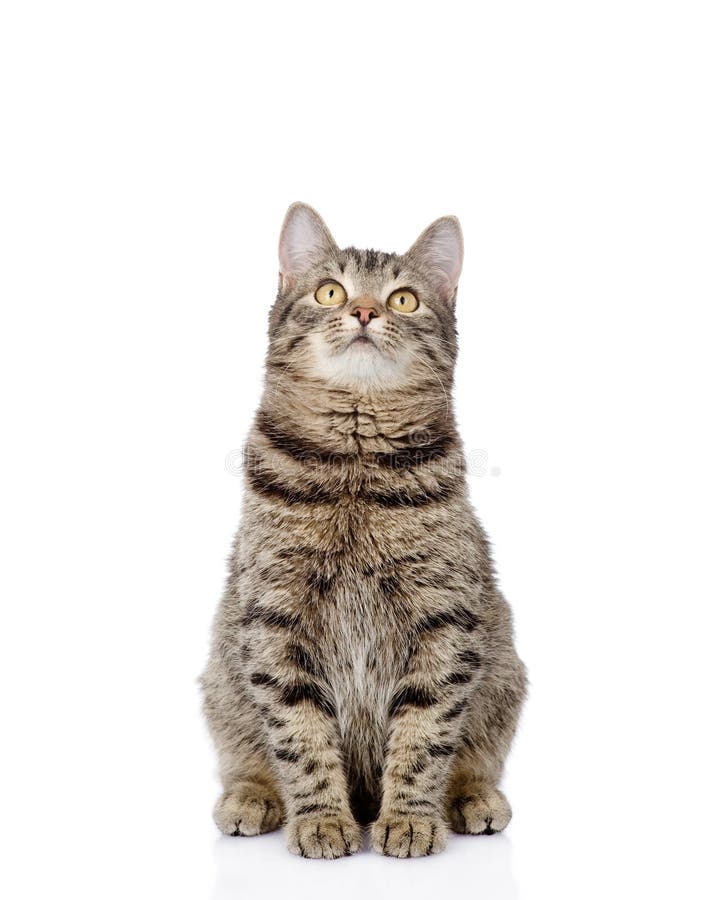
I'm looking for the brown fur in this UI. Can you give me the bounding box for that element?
[201,204,526,858]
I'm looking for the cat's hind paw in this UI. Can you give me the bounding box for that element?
[448,787,512,835]
[370,814,447,858]
[214,787,283,836]
[287,813,361,859]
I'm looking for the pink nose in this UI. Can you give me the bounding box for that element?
[352,307,379,326]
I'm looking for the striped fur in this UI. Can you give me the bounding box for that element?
[202,205,526,858]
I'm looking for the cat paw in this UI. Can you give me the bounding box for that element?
[449,788,512,834]
[287,813,361,859]
[214,788,283,836]
[370,814,447,858]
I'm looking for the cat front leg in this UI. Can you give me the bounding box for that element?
[371,612,483,858]
[447,650,526,835]
[246,629,361,859]
[202,660,284,837]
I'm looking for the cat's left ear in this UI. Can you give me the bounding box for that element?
[405,216,464,304]
[278,202,338,291]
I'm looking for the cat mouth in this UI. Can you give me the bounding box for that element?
[347,334,377,349]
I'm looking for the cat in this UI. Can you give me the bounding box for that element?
[201,203,526,859]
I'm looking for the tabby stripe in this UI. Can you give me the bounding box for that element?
[392,799,436,811]
[418,605,479,633]
[248,463,456,508]
[287,642,321,676]
[374,436,453,470]
[444,670,473,685]
[427,742,456,757]
[272,295,298,330]
[388,685,438,717]
[242,604,299,631]
[395,551,431,564]
[365,484,456,508]
[306,571,335,595]
[439,699,469,722]
[250,672,334,716]
[280,680,336,717]
[246,467,331,504]
[295,802,339,817]
[250,671,278,688]
[457,649,482,667]
[292,780,331,800]
[278,545,326,560]
[256,411,352,464]
[274,747,301,763]
[393,791,433,803]
[408,755,429,775]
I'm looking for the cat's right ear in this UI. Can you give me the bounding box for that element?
[278,203,338,292]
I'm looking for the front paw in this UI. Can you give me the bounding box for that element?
[449,788,512,834]
[371,813,447,858]
[287,813,361,859]
[214,788,283,836]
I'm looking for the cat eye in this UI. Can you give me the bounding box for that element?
[314,281,347,306]
[386,289,419,313]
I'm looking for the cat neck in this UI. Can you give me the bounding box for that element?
[258,370,456,455]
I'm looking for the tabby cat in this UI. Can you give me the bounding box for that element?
[201,204,526,859]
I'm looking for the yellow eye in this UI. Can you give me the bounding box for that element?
[387,289,419,313]
[314,281,347,306]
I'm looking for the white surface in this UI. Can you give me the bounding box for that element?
[1,2,725,898]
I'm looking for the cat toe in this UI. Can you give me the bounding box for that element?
[287,814,361,859]
[371,814,447,858]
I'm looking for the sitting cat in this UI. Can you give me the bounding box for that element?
[202,203,526,858]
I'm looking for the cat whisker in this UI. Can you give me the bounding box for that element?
[403,347,451,419]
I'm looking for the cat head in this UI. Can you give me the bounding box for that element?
[268,203,463,392]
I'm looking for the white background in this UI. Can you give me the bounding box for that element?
[1,2,725,898]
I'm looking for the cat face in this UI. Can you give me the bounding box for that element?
[268,204,464,391]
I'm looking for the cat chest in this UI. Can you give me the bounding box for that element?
[325,602,396,758]
[246,502,428,696]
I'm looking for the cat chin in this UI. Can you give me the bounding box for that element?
[306,331,408,391]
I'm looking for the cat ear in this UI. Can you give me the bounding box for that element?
[405,216,464,304]
[278,202,338,291]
